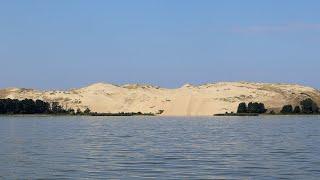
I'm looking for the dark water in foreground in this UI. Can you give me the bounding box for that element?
[1,116,320,179]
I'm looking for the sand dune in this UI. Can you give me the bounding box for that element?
[1,82,320,116]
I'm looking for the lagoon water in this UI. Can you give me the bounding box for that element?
[1,116,320,179]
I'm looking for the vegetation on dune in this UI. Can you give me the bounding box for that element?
[0,98,67,114]
[300,98,319,114]
[280,98,319,115]
[280,105,293,114]
[0,98,155,116]
[237,102,247,114]
[90,112,155,116]
[293,106,301,114]
[226,98,320,116]
[1,97,318,117]
[215,102,267,116]
[236,102,267,114]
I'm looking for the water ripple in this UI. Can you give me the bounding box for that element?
[0,115,320,179]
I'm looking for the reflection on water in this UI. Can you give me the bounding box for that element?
[0,116,320,179]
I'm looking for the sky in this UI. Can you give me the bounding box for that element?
[1,0,320,89]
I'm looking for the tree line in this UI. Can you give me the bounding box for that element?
[280,98,319,114]
[0,98,154,116]
[0,98,90,115]
[237,102,267,114]
[236,98,319,115]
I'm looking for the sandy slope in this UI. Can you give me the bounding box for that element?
[1,82,320,116]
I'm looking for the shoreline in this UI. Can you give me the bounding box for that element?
[1,82,320,116]
[1,114,320,117]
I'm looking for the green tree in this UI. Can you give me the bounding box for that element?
[35,100,50,113]
[237,102,247,113]
[0,100,4,114]
[293,106,301,114]
[51,102,66,114]
[300,98,319,114]
[76,108,82,115]
[83,108,91,114]
[280,105,293,114]
[257,103,267,113]
[247,102,267,114]
[247,102,255,113]
[0,99,68,115]
[67,108,75,115]
[20,99,36,114]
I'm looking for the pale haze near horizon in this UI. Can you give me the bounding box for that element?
[0,1,320,90]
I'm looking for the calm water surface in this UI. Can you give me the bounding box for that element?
[1,116,320,179]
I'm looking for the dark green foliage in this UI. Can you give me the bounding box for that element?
[76,108,82,115]
[20,99,36,114]
[300,98,319,114]
[293,106,301,114]
[237,102,247,113]
[74,108,92,115]
[234,102,267,114]
[35,100,50,113]
[258,103,267,114]
[51,102,67,114]
[276,99,318,115]
[83,108,91,114]
[247,102,267,114]
[0,98,70,114]
[67,108,75,115]
[280,105,293,114]
[90,112,155,116]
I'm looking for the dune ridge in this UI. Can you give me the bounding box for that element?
[1,82,320,116]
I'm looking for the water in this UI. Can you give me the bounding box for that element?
[0,116,320,179]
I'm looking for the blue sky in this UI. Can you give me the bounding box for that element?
[1,1,320,89]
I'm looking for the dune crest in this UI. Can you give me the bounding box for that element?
[0,82,319,116]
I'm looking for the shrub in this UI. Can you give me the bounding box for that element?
[84,108,91,114]
[237,102,267,114]
[237,102,247,113]
[280,105,293,114]
[293,106,301,114]
[247,102,267,114]
[300,98,319,114]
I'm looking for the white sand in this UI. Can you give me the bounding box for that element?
[1,82,320,116]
